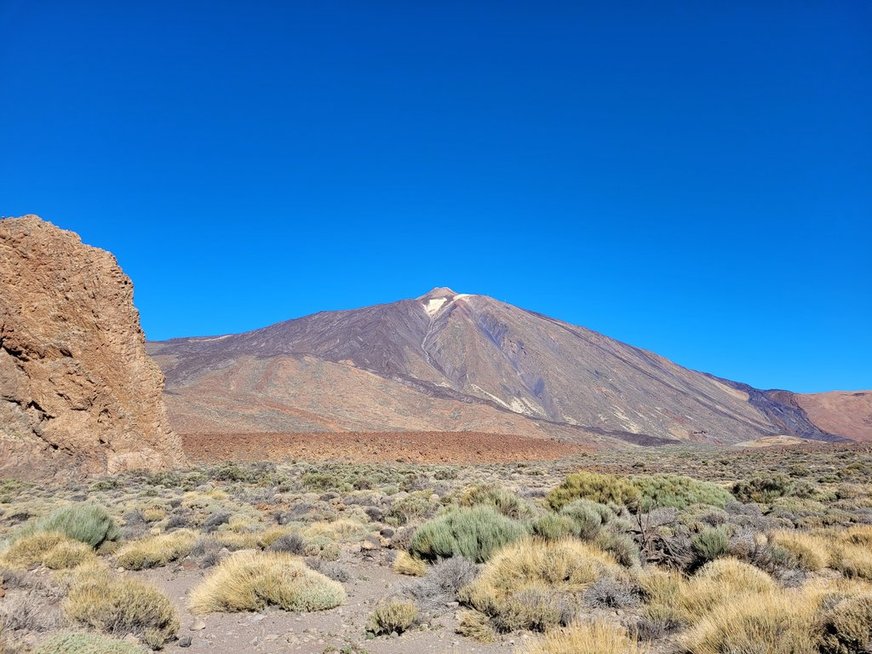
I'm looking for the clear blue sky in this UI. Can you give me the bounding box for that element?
[1,1,870,393]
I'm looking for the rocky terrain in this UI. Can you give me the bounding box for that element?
[795,390,872,442]
[0,215,185,476]
[152,288,851,447]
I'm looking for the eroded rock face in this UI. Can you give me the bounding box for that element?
[0,215,185,476]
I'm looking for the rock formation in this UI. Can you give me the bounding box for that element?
[0,215,185,476]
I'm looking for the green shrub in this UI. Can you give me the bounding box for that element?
[732,475,793,503]
[692,527,730,565]
[531,514,576,540]
[367,599,418,635]
[595,530,640,567]
[548,472,641,511]
[386,492,437,526]
[457,484,533,519]
[15,504,118,548]
[36,632,146,654]
[549,473,733,513]
[632,475,733,511]
[410,506,527,563]
[560,499,611,539]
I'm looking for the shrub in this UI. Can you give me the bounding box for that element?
[35,632,147,654]
[732,475,793,503]
[15,504,117,548]
[559,499,609,539]
[407,555,479,613]
[393,551,427,576]
[456,609,496,643]
[531,514,576,541]
[595,530,640,567]
[64,571,179,648]
[583,575,641,609]
[385,492,438,526]
[831,544,872,581]
[268,532,306,555]
[548,472,641,511]
[519,621,644,654]
[769,530,830,572]
[115,529,197,570]
[410,506,527,563]
[367,599,418,635]
[691,527,730,565]
[818,592,872,654]
[42,539,96,570]
[1,532,95,570]
[548,472,732,513]
[188,551,345,613]
[680,557,776,621]
[460,539,619,632]
[682,590,817,654]
[632,474,733,511]
[456,484,533,519]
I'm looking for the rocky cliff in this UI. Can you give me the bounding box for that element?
[0,215,185,476]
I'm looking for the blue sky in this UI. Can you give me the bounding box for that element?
[1,1,869,393]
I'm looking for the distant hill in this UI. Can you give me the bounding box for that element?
[794,391,872,442]
[150,287,856,447]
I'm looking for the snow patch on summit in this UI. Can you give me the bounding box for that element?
[424,297,448,317]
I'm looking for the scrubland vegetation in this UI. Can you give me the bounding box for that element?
[0,443,871,652]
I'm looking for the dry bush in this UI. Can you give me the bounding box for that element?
[393,551,427,576]
[366,599,419,635]
[639,557,776,626]
[842,525,872,547]
[0,585,66,633]
[35,631,147,653]
[456,483,534,519]
[518,620,645,654]
[1,532,96,570]
[456,609,496,643]
[188,550,345,613]
[769,530,831,571]
[817,591,872,654]
[681,590,818,654]
[460,538,620,632]
[115,529,198,570]
[831,543,872,581]
[64,570,178,649]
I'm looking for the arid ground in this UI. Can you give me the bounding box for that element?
[3,438,872,653]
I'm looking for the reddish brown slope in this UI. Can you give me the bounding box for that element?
[795,391,872,442]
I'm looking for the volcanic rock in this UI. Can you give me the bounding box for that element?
[0,215,185,476]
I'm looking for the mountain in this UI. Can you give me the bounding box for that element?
[794,391,872,442]
[150,288,851,447]
[0,216,185,476]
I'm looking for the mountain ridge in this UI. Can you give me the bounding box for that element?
[150,287,858,446]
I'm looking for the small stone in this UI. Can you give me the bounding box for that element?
[178,635,192,648]
[191,620,206,631]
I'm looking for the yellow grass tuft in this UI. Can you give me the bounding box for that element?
[393,551,427,576]
[367,599,419,635]
[681,589,818,654]
[64,568,179,649]
[188,550,346,614]
[460,538,621,632]
[1,532,96,570]
[115,529,198,570]
[770,530,830,571]
[518,621,645,654]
